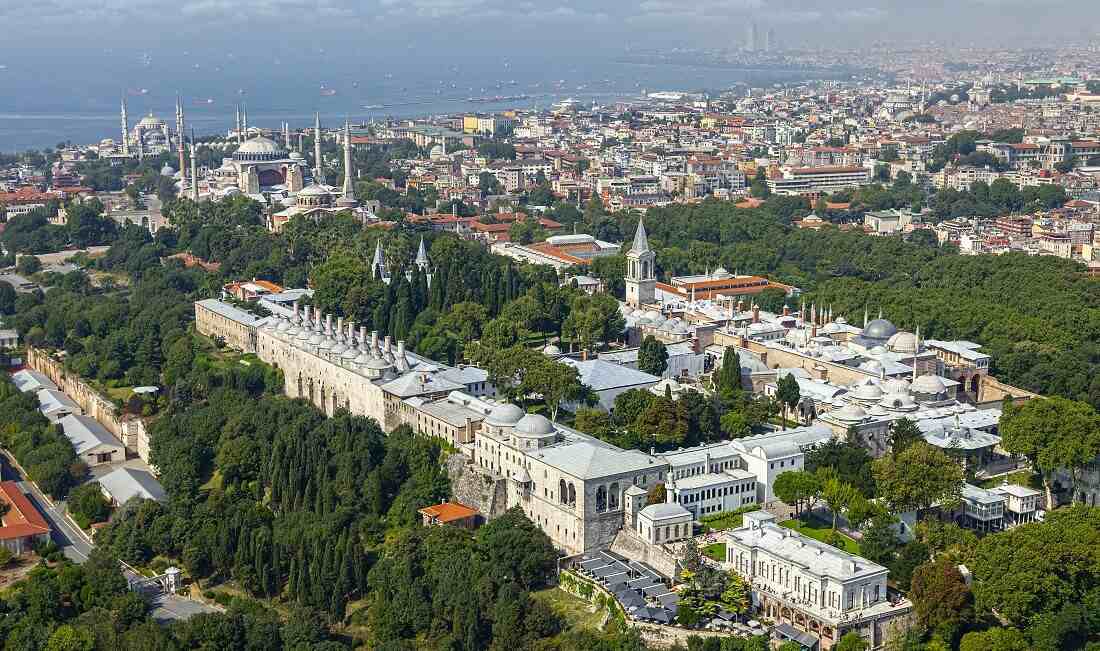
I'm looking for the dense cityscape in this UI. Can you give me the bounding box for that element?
[0,22,1099,651]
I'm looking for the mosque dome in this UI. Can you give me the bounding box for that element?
[882,377,911,395]
[430,145,444,159]
[859,359,884,374]
[160,164,176,177]
[515,414,555,437]
[832,403,867,423]
[881,392,918,411]
[644,309,662,321]
[713,266,729,276]
[864,318,898,340]
[852,381,884,402]
[911,374,947,396]
[234,136,286,162]
[137,114,165,129]
[289,151,304,159]
[542,344,562,357]
[485,403,525,426]
[886,331,919,354]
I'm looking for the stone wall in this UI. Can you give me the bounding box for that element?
[609,529,679,579]
[25,346,150,462]
[976,374,1039,406]
[446,454,508,519]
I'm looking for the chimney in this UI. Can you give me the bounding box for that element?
[324,313,332,336]
[783,304,790,317]
[737,299,744,313]
[347,321,355,345]
[292,302,300,320]
[581,349,588,361]
[752,303,760,324]
[371,330,379,352]
[359,326,368,350]
[397,340,406,359]
[384,335,392,353]
[336,316,344,339]
[302,305,310,324]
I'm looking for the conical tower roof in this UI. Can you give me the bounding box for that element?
[630,219,650,255]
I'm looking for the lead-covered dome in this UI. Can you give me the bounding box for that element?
[864,318,898,340]
[234,136,286,161]
[485,403,525,426]
[515,414,555,437]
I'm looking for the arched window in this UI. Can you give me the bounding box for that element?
[568,483,577,507]
[609,482,620,510]
[595,486,607,512]
[559,479,567,504]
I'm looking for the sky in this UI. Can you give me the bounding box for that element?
[0,0,1097,118]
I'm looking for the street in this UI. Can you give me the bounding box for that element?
[0,454,92,562]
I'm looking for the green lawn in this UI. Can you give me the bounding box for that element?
[700,505,761,532]
[980,469,1040,490]
[703,542,726,562]
[533,587,605,632]
[780,517,862,556]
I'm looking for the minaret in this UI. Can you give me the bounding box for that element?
[283,122,291,149]
[313,112,325,185]
[415,237,430,272]
[190,128,199,202]
[625,219,656,307]
[337,119,357,207]
[372,240,387,282]
[176,96,187,182]
[235,104,242,143]
[241,104,248,139]
[120,95,130,156]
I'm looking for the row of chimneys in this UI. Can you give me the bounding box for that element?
[290,302,405,359]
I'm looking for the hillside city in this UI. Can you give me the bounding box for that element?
[0,37,1099,651]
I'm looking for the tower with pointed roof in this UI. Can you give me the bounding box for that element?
[625,219,655,307]
[336,120,358,208]
[120,95,130,156]
[313,112,326,185]
[371,240,389,283]
[176,96,187,182]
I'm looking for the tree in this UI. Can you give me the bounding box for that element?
[910,558,973,637]
[720,571,751,614]
[888,418,924,455]
[638,336,668,376]
[1000,397,1100,508]
[715,347,744,405]
[772,470,821,515]
[872,442,963,516]
[818,471,859,530]
[522,358,584,421]
[67,482,112,528]
[860,514,900,567]
[959,628,1030,651]
[45,625,95,651]
[646,483,666,506]
[16,255,42,275]
[776,373,801,429]
[834,632,869,651]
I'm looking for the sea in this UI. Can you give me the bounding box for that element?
[0,55,837,153]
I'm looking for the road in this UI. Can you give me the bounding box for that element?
[0,454,92,562]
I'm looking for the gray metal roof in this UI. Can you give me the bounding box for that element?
[727,522,887,582]
[561,358,660,391]
[96,467,167,503]
[533,440,663,480]
[196,298,260,326]
[12,369,57,393]
[36,388,80,420]
[59,414,124,455]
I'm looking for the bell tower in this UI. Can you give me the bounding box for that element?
[625,219,656,307]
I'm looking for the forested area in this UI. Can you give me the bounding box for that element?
[0,375,84,499]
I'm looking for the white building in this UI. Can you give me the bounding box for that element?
[59,415,125,467]
[725,511,910,650]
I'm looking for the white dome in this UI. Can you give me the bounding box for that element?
[882,377,911,394]
[137,115,164,128]
[515,414,555,437]
[886,331,919,354]
[911,374,947,395]
[298,183,330,197]
[289,151,304,159]
[237,136,282,154]
[485,403,525,426]
[880,392,918,411]
[836,316,847,325]
[833,403,867,422]
[859,359,884,373]
[852,381,883,401]
[542,344,561,357]
[644,310,661,321]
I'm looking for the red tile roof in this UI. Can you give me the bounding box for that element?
[419,501,478,523]
[0,481,50,541]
